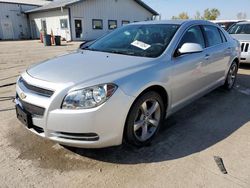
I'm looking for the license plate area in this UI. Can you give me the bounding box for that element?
[16,105,33,128]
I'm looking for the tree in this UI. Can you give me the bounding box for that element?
[237,12,247,20]
[172,12,189,20]
[203,8,220,20]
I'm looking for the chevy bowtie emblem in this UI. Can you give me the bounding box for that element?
[20,92,26,100]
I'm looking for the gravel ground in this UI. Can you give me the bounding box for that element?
[0,40,250,188]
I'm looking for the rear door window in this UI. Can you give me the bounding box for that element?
[218,29,227,43]
[203,25,223,47]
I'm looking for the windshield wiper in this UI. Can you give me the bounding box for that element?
[82,47,101,52]
[82,48,148,57]
[103,49,143,56]
[107,50,128,55]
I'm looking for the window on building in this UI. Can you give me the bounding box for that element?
[92,19,103,30]
[122,20,130,26]
[60,19,68,29]
[108,20,117,30]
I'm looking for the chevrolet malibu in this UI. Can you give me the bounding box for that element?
[15,20,240,148]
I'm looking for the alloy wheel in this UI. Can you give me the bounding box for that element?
[227,64,237,88]
[133,99,161,142]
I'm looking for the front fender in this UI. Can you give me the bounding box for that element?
[116,61,173,112]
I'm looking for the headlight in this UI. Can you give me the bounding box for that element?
[62,84,117,109]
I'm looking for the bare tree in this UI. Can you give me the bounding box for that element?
[237,12,247,20]
[194,11,203,20]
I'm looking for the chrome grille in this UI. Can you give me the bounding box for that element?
[16,94,45,116]
[19,77,54,97]
[32,125,44,133]
[241,42,249,52]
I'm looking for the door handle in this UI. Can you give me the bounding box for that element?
[204,54,210,60]
[225,47,231,55]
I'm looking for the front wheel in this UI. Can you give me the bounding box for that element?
[224,61,238,90]
[124,91,165,147]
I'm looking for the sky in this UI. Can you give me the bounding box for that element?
[142,0,250,20]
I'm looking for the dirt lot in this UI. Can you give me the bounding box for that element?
[0,40,250,188]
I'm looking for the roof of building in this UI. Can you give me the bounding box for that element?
[0,0,49,6]
[134,0,158,15]
[26,0,159,15]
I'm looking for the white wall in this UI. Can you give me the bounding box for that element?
[28,9,71,40]
[0,3,38,40]
[70,0,154,41]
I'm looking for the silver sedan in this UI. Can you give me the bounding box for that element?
[15,20,240,148]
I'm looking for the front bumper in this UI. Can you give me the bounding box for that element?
[16,73,135,148]
[240,41,250,64]
[240,52,250,64]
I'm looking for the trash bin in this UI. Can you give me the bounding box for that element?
[43,34,51,46]
[40,32,43,43]
[54,35,61,46]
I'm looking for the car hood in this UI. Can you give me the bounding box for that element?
[27,50,154,84]
[230,34,250,42]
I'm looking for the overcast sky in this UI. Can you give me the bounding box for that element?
[142,0,250,20]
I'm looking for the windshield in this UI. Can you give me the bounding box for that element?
[85,24,180,58]
[228,24,250,34]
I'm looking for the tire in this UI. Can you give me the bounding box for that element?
[124,91,166,147]
[224,61,238,90]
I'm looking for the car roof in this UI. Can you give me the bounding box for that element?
[131,19,216,26]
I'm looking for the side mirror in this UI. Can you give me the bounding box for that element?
[176,43,203,56]
[79,40,94,49]
[79,41,87,49]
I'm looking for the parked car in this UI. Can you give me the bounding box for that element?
[211,20,245,31]
[15,20,240,148]
[226,20,247,32]
[229,21,250,64]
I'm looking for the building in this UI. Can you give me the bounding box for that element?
[0,0,49,40]
[26,0,159,41]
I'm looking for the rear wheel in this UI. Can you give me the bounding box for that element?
[224,61,238,90]
[125,91,165,147]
